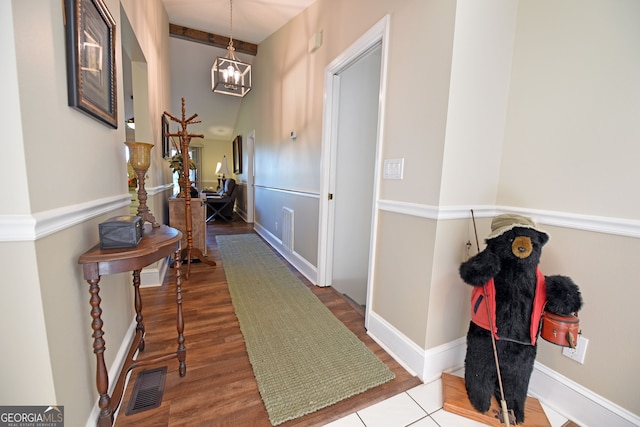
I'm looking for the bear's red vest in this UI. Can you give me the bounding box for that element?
[471,267,546,345]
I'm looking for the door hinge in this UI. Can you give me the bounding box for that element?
[328,193,333,200]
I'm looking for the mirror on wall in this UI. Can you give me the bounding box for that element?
[121,8,149,212]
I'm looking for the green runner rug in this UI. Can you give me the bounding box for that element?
[216,234,395,426]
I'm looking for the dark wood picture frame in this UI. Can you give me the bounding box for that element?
[233,135,243,174]
[162,114,171,159]
[64,0,117,128]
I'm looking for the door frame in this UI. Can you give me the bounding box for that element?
[317,16,390,324]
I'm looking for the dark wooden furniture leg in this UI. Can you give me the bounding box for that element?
[132,269,145,351]
[174,248,187,376]
[88,277,114,427]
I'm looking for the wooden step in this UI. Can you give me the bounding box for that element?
[442,372,551,426]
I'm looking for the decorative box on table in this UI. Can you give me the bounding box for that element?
[99,215,143,249]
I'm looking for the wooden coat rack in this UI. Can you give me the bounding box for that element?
[164,98,215,277]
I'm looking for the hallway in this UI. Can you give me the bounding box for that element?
[114,218,420,426]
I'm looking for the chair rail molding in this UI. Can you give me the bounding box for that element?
[376,199,640,239]
[0,183,175,242]
[0,193,131,242]
[254,184,321,200]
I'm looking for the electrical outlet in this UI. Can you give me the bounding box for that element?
[275,221,278,231]
[463,240,473,262]
[562,336,588,364]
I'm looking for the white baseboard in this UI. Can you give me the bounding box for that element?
[139,257,170,288]
[529,362,640,427]
[421,337,466,383]
[253,221,318,285]
[366,311,466,383]
[365,315,639,427]
[85,319,137,427]
[365,310,424,378]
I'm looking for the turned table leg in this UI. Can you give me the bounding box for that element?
[88,278,113,427]
[132,269,145,351]
[174,248,187,377]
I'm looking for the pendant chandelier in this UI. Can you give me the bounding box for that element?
[211,0,252,97]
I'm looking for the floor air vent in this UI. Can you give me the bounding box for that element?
[125,366,167,416]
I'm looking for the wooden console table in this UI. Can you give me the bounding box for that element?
[78,224,185,427]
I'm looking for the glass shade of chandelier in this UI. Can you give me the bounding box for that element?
[211,0,252,97]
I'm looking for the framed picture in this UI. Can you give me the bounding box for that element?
[233,135,243,174]
[64,0,117,128]
[162,114,171,159]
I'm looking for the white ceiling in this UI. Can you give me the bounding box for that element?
[161,0,317,44]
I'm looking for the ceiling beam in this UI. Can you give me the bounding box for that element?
[169,23,258,56]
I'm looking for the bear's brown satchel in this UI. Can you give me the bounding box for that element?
[540,310,580,348]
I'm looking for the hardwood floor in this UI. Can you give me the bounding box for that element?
[115,216,421,426]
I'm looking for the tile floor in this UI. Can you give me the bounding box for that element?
[324,370,571,427]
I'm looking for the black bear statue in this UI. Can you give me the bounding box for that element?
[459,213,582,423]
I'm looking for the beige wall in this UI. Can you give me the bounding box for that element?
[501,0,640,219]
[498,0,640,414]
[378,0,457,205]
[0,0,172,425]
[536,226,640,413]
[234,0,640,418]
[373,212,435,348]
[200,138,234,190]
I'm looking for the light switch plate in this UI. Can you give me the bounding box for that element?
[383,158,404,180]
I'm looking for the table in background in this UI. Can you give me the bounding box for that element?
[168,196,207,255]
[202,192,232,222]
[78,224,185,427]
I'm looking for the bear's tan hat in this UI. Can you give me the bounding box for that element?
[486,213,548,240]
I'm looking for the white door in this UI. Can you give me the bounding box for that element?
[330,44,382,306]
[318,16,389,322]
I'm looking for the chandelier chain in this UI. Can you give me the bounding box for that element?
[228,0,234,47]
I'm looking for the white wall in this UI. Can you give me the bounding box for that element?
[439,0,518,206]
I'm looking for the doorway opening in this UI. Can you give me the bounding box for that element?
[317,16,390,326]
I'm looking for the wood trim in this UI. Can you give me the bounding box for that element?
[169,23,258,56]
